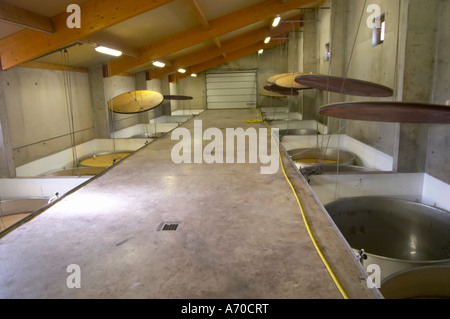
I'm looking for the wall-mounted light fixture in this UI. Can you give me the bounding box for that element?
[95,46,122,57]
[264,37,271,44]
[258,49,264,55]
[152,61,165,68]
[272,16,281,27]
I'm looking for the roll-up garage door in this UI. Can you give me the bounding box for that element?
[206,71,257,109]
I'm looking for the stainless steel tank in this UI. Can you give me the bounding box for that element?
[279,129,318,136]
[380,266,450,299]
[44,167,105,176]
[1,198,49,231]
[1,198,49,215]
[324,196,450,281]
[301,164,377,176]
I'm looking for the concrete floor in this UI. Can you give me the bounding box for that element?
[0,109,383,299]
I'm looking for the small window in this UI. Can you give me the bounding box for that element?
[372,14,385,46]
[324,43,330,62]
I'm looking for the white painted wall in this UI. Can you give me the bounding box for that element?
[422,174,450,212]
[15,139,152,177]
[0,178,90,200]
[310,173,424,206]
[1,67,95,166]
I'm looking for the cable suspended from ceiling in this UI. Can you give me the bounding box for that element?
[60,48,80,176]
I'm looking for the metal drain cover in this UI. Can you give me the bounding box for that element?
[158,222,181,231]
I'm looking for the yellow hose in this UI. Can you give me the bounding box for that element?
[258,109,349,299]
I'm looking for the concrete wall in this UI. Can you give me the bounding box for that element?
[426,0,450,184]
[395,0,439,174]
[291,0,401,156]
[334,0,400,157]
[171,73,207,111]
[0,67,95,167]
[257,44,290,109]
[313,0,450,185]
[0,76,15,177]
[291,0,449,187]
[89,65,110,139]
[104,74,139,133]
[146,75,172,119]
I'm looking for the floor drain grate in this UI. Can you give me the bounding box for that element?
[158,222,181,232]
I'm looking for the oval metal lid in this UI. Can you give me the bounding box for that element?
[163,95,193,100]
[108,90,164,114]
[295,74,394,97]
[79,152,131,168]
[267,73,297,84]
[264,84,299,96]
[319,101,450,123]
[275,73,311,89]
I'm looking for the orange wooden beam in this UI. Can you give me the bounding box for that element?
[171,39,286,82]
[0,0,176,70]
[19,61,88,73]
[0,1,54,34]
[109,0,318,75]
[148,22,298,80]
[188,0,210,30]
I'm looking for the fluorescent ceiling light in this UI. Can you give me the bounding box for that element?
[272,16,281,27]
[178,68,186,73]
[264,37,271,44]
[95,46,122,57]
[191,73,197,77]
[258,49,264,54]
[152,61,165,68]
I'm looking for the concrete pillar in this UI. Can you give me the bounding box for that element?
[146,78,162,92]
[88,65,110,139]
[135,71,147,90]
[169,82,178,113]
[300,8,318,120]
[426,0,450,185]
[318,0,346,131]
[395,0,439,173]
[146,78,164,121]
[287,31,302,114]
[135,71,149,123]
[0,72,16,178]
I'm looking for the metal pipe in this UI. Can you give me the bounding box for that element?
[12,127,94,150]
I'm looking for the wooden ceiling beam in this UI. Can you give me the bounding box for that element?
[169,56,225,83]
[224,40,286,62]
[172,39,286,82]
[212,37,227,59]
[19,61,88,73]
[213,37,222,48]
[0,0,176,71]
[0,1,54,34]
[188,0,210,30]
[109,0,318,75]
[148,22,296,80]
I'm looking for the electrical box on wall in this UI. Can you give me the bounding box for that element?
[324,43,330,61]
[372,13,386,46]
